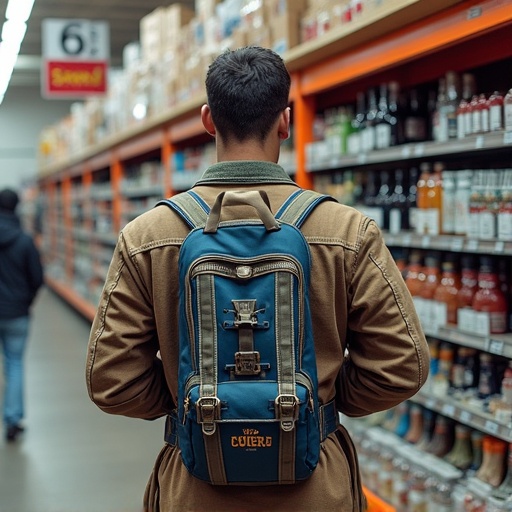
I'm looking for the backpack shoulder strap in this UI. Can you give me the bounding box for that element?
[275,189,336,228]
[156,190,210,229]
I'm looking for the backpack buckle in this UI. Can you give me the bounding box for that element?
[235,351,261,376]
[275,394,299,432]
[196,397,221,435]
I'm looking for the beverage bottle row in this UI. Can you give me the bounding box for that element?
[314,165,512,240]
[306,73,512,162]
[396,249,511,336]
[355,403,512,511]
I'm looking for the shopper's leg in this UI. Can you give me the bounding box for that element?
[0,316,29,433]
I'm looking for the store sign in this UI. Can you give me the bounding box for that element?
[41,19,110,98]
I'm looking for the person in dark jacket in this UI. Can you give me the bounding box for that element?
[0,188,44,442]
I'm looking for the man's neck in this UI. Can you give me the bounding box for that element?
[215,138,280,163]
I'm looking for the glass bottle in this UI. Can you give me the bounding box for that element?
[363,88,378,152]
[444,424,474,470]
[433,253,461,325]
[405,250,425,296]
[433,77,447,142]
[374,170,393,230]
[476,436,508,487]
[441,169,456,234]
[497,169,512,242]
[472,256,508,335]
[469,430,484,473]
[407,166,419,231]
[405,87,427,143]
[420,251,442,300]
[375,82,391,149]
[391,457,410,511]
[454,170,473,236]
[415,407,435,451]
[479,170,499,240]
[349,91,366,154]
[416,162,431,234]
[388,80,404,146]
[504,88,512,132]
[457,254,479,309]
[389,168,407,233]
[489,91,504,131]
[457,73,476,139]
[478,352,499,399]
[468,170,485,240]
[444,71,460,140]
[405,403,424,444]
[425,161,443,235]
[432,342,454,395]
[491,442,512,500]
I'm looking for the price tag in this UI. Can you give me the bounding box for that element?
[467,239,479,252]
[442,403,456,417]
[413,144,425,157]
[459,410,472,423]
[485,420,499,434]
[450,237,465,251]
[487,338,504,356]
[494,241,505,253]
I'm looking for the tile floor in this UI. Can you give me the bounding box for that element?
[0,287,165,512]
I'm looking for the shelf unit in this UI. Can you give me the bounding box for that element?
[36,1,512,509]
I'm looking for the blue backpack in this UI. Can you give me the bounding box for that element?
[157,188,338,485]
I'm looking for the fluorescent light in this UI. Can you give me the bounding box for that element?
[0,0,34,105]
[6,0,35,23]
[1,20,27,48]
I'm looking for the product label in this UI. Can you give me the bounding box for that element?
[479,210,497,239]
[497,211,512,241]
[375,124,391,149]
[490,105,503,131]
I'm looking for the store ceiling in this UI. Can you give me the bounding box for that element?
[1,0,195,87]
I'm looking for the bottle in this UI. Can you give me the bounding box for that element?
[497,169,512,241]
[434,77,447,142]
[450,346,478,391]
[425,415,454,457]
[457,255,479,308]
[348,91,366,154]
[441,170,456,234]
[489,91,504,131]
[433,253,461,325]
[421,251,442,299]
[408,468,428,512]
[404,88,427,143]
[457,73,477,139]
[504,88,512,132]
[374,170,393,230]
[472,256,508,335]
[479,170,499,240]
[444,71,460,140]
[477,352,499,399]
[389,168,407,233]
[454,170,473,236]
[405,250,425,296]
[470,94,482,134]
[425,161,443,235]
[415,407,435,451]
[405,403,424,444]
[491,443,512,500]
[375,82,391,149]
[444,424,474,470]
[416,162,431,234]
[469,430,484,473]
[468,170,485,240]
[432,342,454,395]
[388,81,404,146]
[476,436,508,487]
[363,88,378,151]
[407,166,419,231]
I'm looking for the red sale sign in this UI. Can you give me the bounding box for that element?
[45,61,107,95]
[41,19,109,99]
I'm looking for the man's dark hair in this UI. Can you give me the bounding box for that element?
[205,46,291,143]
[0,188,19,212]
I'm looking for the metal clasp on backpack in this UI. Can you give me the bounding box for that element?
[275,394,299,432]
[235,351,261,376]
[196,397,221,435]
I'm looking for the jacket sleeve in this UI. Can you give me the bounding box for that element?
[336,218,430,417]
[86,232,173,420]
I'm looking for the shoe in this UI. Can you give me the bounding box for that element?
[6,424,24,443]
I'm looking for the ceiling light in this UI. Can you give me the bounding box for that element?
[1,19,27,48]
[6,0,35,23]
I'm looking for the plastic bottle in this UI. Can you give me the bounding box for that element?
[433,253,461,325]
[476,436,508,487]
[405,250,425,296]
[444,424,473,470]
[457,254,479,308]
[492,442,512,500]
[489,91,504,131]
[504,88,512,132]
[472,256,508,334]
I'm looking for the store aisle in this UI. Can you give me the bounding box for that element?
[0,287,165,512]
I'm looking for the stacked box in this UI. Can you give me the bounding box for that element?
[267,0,309,54]
[140,6,167,63]
[163,3,195,52]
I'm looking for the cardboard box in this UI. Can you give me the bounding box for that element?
[195,0,222,20]
[140,6,166,63]
[163,3,195,50]
[270,9,302,54]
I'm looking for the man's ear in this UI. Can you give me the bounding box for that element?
[201,104,216,136]
[278,107,290,140]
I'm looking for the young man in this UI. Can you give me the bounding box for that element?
[86,47,429,511]
[0,188,44,442]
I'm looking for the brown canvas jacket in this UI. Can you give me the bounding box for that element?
[86,161,429,512]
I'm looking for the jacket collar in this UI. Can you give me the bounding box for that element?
[195,161,296,186]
